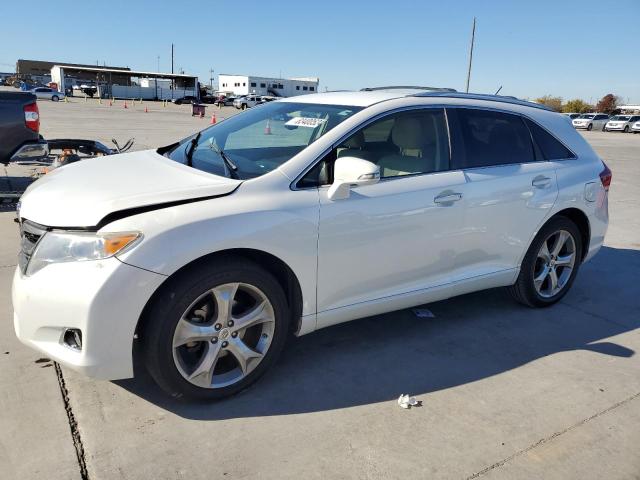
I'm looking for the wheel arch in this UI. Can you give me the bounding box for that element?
[549,207,590,261]
[134,248,304,351]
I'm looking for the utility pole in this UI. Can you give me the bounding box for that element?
[171,44,175,96]
[465,17,476,93]
[157,55,160,72]
[209,68,214,89]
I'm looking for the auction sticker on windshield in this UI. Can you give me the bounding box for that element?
[285,117,327,128]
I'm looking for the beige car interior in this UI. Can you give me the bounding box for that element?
[336,111,448,178]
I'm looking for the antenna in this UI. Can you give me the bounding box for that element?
[494,85,502,95]
[465,17,476,93]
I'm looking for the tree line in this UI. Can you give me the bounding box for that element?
[534,94,621,114]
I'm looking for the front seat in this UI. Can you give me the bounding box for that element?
[337,130,369,160]
[378,116,434,177]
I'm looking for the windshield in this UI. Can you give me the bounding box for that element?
[610,115,630,121]
[578,114,595,119]
[167,102,362,179]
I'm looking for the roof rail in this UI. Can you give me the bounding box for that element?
[360,86,457,92]
[412,91,554,111]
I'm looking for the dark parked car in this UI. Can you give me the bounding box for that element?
[0,92,48,164]
[215,95,237,106]
[172,96,198,105]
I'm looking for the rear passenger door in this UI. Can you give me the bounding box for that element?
[447,108,563,281]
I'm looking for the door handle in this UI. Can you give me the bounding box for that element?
[434,192,463,204]
[532,176,552,188]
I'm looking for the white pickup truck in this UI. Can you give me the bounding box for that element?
[233,94,261,110]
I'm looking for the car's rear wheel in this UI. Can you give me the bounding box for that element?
[508,217,582,308]
[52,95,59,102]
[602,124,607,131]
[624,126,629,133]
[143,257,290,400]
[587,123,593,131]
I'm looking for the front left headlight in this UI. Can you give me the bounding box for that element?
[27,231,141,276]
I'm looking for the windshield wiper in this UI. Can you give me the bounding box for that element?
[185,132,201,167]
[209,142,240,179]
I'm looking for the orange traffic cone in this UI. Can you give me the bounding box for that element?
[210,114,217,125]
[264,119,272,135]
[124,100,128,109]
[144,106,148,113]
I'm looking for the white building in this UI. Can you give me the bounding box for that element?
[218,74,319,97]
[618,105,640,114]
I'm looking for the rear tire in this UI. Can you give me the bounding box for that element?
[142,256,290,400]
[52,95,59,102]
[624,126,629,133]
[508,217,582,308]
[586,123,593,131]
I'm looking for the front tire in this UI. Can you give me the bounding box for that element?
[587,123,593,131]
[624,126,629,133]
[508,217,582,308]
[52,95,59,102]
[142,256,290,400]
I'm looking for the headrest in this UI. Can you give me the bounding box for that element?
[392,117,424,149]
[343,130,365,149]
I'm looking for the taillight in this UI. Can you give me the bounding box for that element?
[24,102,40,133]
[599,162,612,191]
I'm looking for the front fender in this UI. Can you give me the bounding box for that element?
[107,186,320,317]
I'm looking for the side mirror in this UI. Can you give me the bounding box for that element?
[327,156,380,200]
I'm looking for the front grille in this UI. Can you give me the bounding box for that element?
[18,220,46,274]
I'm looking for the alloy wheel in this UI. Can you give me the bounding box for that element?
[533,230,576,298]
[172,282,275,389]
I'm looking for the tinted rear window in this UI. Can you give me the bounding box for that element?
[525,119,575,160]
[453,108,535,168]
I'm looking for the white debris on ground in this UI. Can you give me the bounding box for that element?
[412,308,435,318]
[397,394,420,409]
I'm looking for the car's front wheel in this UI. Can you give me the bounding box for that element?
[508,216,582,308]
[143,257,290,400]
[587,123,593,131]
[52,95,59,102]
[624,126,629,133]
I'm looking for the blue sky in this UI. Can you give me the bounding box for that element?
[3,0,639,103]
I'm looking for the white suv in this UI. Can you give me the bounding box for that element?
[13,88,611,400]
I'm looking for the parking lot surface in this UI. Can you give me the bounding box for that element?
[1,97,639,479]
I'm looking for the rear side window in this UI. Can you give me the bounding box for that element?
[524,119,575,160]
[451,108,535,169]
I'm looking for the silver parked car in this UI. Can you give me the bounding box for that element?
[572,113,609,131]
[604,115,640,133]
[31,87,65,102]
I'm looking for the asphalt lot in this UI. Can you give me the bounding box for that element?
[1,95,639,479]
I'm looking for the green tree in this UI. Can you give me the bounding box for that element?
[563,99,592,113]
[595,94,619,114]
[535,95,563,112]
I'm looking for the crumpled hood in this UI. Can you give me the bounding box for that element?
[19,149,242,228]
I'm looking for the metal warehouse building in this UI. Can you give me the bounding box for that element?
[16,59,130,84]
[218,74,319,97]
